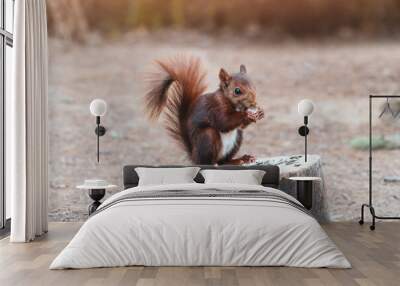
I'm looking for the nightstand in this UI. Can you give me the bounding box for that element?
[77,180,117,215]
[288,177,321,210]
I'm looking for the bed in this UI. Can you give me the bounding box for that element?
[50,165,350,269]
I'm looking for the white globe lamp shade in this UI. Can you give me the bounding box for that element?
[298,99,314,116]
[90,99,107,117]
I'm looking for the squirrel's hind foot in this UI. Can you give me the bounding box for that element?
[223,155,256,165]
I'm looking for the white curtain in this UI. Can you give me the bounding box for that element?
[8,0,49,242]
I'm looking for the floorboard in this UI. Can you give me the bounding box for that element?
[0,222,399,286]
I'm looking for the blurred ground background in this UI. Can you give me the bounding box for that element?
[47,0,400,221]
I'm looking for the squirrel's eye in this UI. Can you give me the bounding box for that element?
[234,87,241,95]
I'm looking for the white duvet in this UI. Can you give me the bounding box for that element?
[50,183,350,269]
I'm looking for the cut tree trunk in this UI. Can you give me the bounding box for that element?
[251,155,326,222]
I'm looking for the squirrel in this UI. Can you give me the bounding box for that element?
[145,56,264,165]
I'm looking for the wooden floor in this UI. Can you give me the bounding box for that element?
[0,222,399,286]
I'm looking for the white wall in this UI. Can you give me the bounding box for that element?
[4,0,14,220]
[5,44,12,219]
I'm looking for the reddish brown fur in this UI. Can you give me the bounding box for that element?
[145,56,264,165]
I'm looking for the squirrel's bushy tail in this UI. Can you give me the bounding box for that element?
[145,56,207,155]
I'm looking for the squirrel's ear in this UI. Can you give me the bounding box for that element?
[240,64,247,74]
[219,68,231,84]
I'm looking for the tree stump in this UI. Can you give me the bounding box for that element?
[252,155,326,222]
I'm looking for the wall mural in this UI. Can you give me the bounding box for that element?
[145,57,264,165]
[47,0,400,221]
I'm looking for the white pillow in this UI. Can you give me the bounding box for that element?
[200,169,266,185]
[135,167,200,186]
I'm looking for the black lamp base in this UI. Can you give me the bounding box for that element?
[88,189,105,215]
[296,181,313,210]
[298,126,309,136]
[95,125,106,136]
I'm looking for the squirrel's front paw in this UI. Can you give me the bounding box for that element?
[239,154,256,164]
[245,112,257,123]
[255,109,264,120]
[246,108,264,122]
